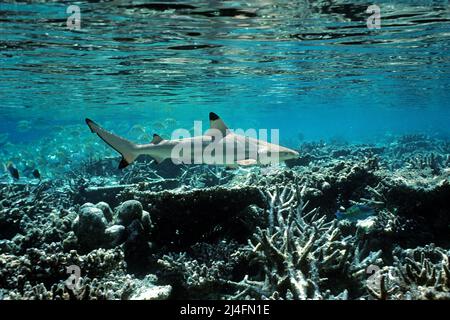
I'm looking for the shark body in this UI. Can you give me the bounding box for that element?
[85,112,299,168]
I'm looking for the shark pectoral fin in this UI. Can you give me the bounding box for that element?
[236,159,257,166]
[151,155,165,164]
[257,147,270,159]
[118,158,130,169]
[171,158,183,165]
[225,164,238,170]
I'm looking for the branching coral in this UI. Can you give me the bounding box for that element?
[367,245,450,300]
[405,153,444,175]
[178,165,234,188]
[157,241,246,299]
[1,134,449,301]
[0,247,164,300]
[226,184,381,300]
[5,273,164,300]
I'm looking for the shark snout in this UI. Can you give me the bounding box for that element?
[279,149,299,161]
[288,150,300,159]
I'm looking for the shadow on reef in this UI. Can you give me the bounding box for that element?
[1,135,450,299]
[118,186,266,250]
[383,183,450,248]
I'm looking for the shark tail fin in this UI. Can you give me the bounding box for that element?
[85,118,139,169]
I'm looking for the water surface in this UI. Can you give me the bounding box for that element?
[1,0,449,148]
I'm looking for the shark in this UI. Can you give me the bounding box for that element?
[85,112,299,169]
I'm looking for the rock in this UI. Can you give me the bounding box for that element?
[123,220,150,273]
[12,234,25,246]
[96,202,114,222]
[130,285,172,300]
[78,202,113,223]
[74,205,108,251]
[116,200,143,226]
[118,186,264,249]
[321,181,331,190]
[62,231,78,251]
[0,240,14,253]
[71,215,79,231]
[141,210,152,233]
[126,220,144,242]
[356,217,377,233]
[105,225,126,247]
[80,202,94,210]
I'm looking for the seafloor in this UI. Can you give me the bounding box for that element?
[0,133,449,300]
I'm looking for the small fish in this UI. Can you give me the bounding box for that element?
[335,204,375,222]
[16,120,31,133]
[6,162,19,180]
[32,169,41,179]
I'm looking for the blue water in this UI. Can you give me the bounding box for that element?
[1,0,450,162]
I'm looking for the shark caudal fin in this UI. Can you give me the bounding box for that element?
[85,119,139,169]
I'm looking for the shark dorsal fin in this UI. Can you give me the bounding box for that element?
[208,112,228,137]
[151,134,163,144]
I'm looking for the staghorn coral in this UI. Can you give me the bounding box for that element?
[0,247,125,290]
[226,184,381,300]
[157,241,247,299]
[367,245,450,300]
[0,245,169,300]
[405,153,445,175]
[0,247,125,298]
[4,273,167,300]
[177,164,234,188]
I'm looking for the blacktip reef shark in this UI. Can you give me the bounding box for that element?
[85,112,299,169]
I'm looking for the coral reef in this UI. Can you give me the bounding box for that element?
[157,241,247,299]
[368,245,450,300]
[224,185,381,300]
[0,134,449,300]
[118,185,265,249]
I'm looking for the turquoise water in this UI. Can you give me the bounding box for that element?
[1,1,450,302]
[1,0,450,150]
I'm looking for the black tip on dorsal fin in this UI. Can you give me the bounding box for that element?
[209,112,219,121]
[207,112,228,136]
[118,157,130,169]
